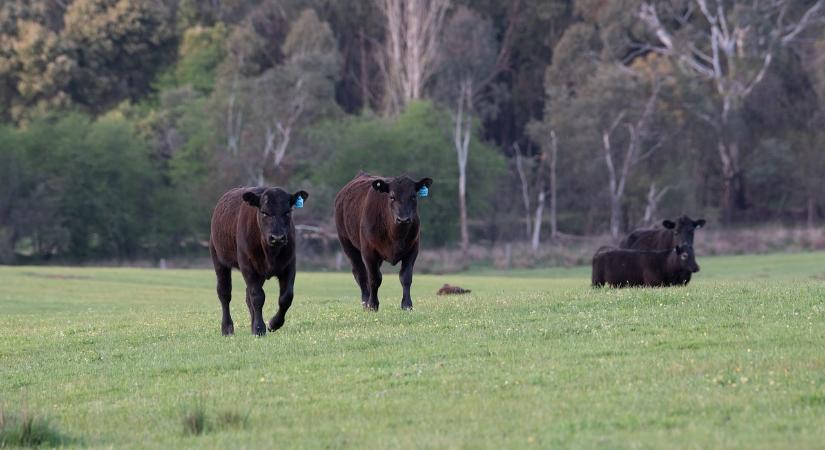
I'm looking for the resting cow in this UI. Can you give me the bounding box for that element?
[334,172,433,310]
[592,246,700,288]
[619,215,705,285]
[209,186,308,336]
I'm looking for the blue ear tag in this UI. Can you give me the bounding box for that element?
[295,196,304,208]
[418,186,429,198]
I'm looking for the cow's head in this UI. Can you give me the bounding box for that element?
[662,215,706,247]
[674,245,700,273]
[242,187,308,247]
[371,176,433,225]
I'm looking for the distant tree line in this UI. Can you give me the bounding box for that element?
[1,0,824,263]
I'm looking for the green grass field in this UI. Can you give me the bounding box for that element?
[1,252,824,449]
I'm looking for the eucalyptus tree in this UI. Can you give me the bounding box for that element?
[434,7,500,254]
[637,0,825,223]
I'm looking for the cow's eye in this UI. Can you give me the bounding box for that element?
[284,211,291,217]
[680,253,688,260]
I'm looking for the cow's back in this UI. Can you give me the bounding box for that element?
[621,229,673,250]
[210,188,246,268]
[334,174,376,250]
[601,249,649,286]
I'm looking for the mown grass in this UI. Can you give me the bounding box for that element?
[0,252,824,449]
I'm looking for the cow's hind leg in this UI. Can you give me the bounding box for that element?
[340,238,369,306]
[214,262,234,336]
[268,266,295,332]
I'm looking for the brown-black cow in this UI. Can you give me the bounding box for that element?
[334,172,433,311]
[619,215,706,285]
[591,246,700,288]
[209,186,308,336]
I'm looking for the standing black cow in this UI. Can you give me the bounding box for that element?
[334,172,433,311]
[209,186,308,336]
[619,215,706,285]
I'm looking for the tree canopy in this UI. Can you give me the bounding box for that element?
[1,0,824,263]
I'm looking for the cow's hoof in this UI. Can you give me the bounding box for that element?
[268,315,285,332]
[221,323,235,336]
[364,302,379,311]
[252,324,266,336]
[401,303,413,311]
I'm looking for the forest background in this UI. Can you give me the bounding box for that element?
[1,0,824,269]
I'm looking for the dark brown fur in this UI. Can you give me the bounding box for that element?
[619,215,706,285]
[591,246,700,288]
[437,284,471,295]
[334,172,432,310]
[209,186,307,336]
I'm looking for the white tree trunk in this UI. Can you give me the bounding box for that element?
[513,144,532,238]
[548,129,558,241]
[642,182,670,227]
[531,188,545,252]
[808,196,816,229]
[378,0,450,113]
[602,117,623,242]
[454,79,472,254]
[226,75,242,155]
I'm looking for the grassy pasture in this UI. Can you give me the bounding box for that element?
[1,252,824,449]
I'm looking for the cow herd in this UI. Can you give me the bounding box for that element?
[208,172,705,336]
[592,216,705,288]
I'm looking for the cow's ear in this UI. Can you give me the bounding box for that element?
[415,177,433,190]
[662,220,676,229]
[242,190,261,208]
[291,190,308,208]
[372,179,390,193]
[694,219,706,229]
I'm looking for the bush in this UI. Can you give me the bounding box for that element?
[310,101,506,247]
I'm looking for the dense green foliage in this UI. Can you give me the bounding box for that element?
[1,252,824,447]
[1,0,824,262]
[311,101,505,246]
[0,114,157,262]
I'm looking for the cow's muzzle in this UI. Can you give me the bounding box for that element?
[268,234,288,246]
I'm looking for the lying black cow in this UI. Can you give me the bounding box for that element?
[592,246,700,288]
[620,215,706,285]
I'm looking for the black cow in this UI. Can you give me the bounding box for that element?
[334,172,433,311]
[592,246,700,288]
[620,215,706,284]
[209,186,308,336]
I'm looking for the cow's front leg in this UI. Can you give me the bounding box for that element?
[362,253,383,311]
[214,263,234,335]
[243,272,267,336]
[269,267,295,332]
[399,248,418,310]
